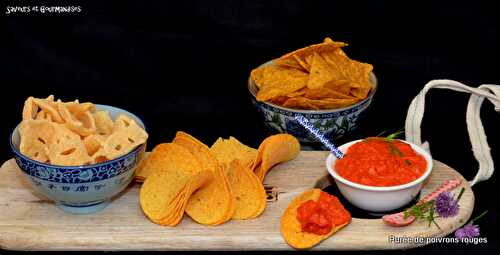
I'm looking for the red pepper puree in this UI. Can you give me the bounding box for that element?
[296,191,351,235]
[335,138,427,187]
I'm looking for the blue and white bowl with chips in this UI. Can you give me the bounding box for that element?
[248,63,377,144]
[9,104,147,214]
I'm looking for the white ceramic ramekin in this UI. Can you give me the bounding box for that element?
[325,139,433,212]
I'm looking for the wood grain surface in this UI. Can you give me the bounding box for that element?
[0,151,474,251]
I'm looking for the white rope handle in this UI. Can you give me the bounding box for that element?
[405,79,500,186]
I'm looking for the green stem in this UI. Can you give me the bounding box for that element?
[386,129,405,140]
[471,210,488,223]
[376,130,387,137]
[456,187,465,202]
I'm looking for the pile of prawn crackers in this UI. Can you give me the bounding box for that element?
[19,96,148,166]
[136,132,300,226]
[251,38,373,110]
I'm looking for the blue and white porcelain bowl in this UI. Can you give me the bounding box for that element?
[248,61,377,144]
[9,104,146,214]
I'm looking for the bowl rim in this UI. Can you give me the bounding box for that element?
[247,60,378,114]
[325,138,433,192]
[10,104,147,170]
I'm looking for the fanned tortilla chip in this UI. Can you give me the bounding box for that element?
[139,143,212,226]
[140,168,211,226]
[226,160,267,219]
[211,136,258,169]
[253,134,300,182]
[135,143,200,180]
[173,131,235,225]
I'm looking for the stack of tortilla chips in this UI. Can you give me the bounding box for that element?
[137,132,300,226]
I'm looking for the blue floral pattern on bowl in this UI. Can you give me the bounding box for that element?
[9,104,147,214]
[248,67,377,143]
[14,152,139,184]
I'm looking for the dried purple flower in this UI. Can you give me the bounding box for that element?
[455,224,480,239]
[435,192,459,218]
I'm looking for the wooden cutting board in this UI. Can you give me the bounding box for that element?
[0,151,474,251]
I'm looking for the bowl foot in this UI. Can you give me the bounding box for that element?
[56,200,109,214]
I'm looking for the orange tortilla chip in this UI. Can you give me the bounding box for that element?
[293,54,311,72]
[282,97,320,110]
[253,134,300,182]
[225,160,267,220]
[321,51,373,99]
[251,38,373,110]
[283,97,359,110]
[276,37,347,64]
[304,87,355,100]
[280,189,350,249]
[135,143,200,181]
[285,88,307,98]
[139,143,212,226]
[140,168,211,226]
[210,136,258,169]
[254,65,308,102]
[173,131,235,225]
[323,79,352,95]
[307,53,341,90]
[275,56,307,71]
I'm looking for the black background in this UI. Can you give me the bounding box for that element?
[1,0,499,254]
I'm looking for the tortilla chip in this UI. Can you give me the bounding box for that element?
[226,160,267,219]
[253,134,300,182]
[323,79,352,95]
[276,37,347,64]
[293,54,311,72]
[321,51,373,99]
[210,136,258,169]
[304,87,355,100]
[307,53,341,90]
[254,65,309,102]
[275,57,307,71]
[140,168,211,226]
[251,38,373,110]
[283,97,359,110]
[280,189,350,249]
[173,131,235,225]
[282,97,320,110]
[164,171,212,226]
[135,143,201,181]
